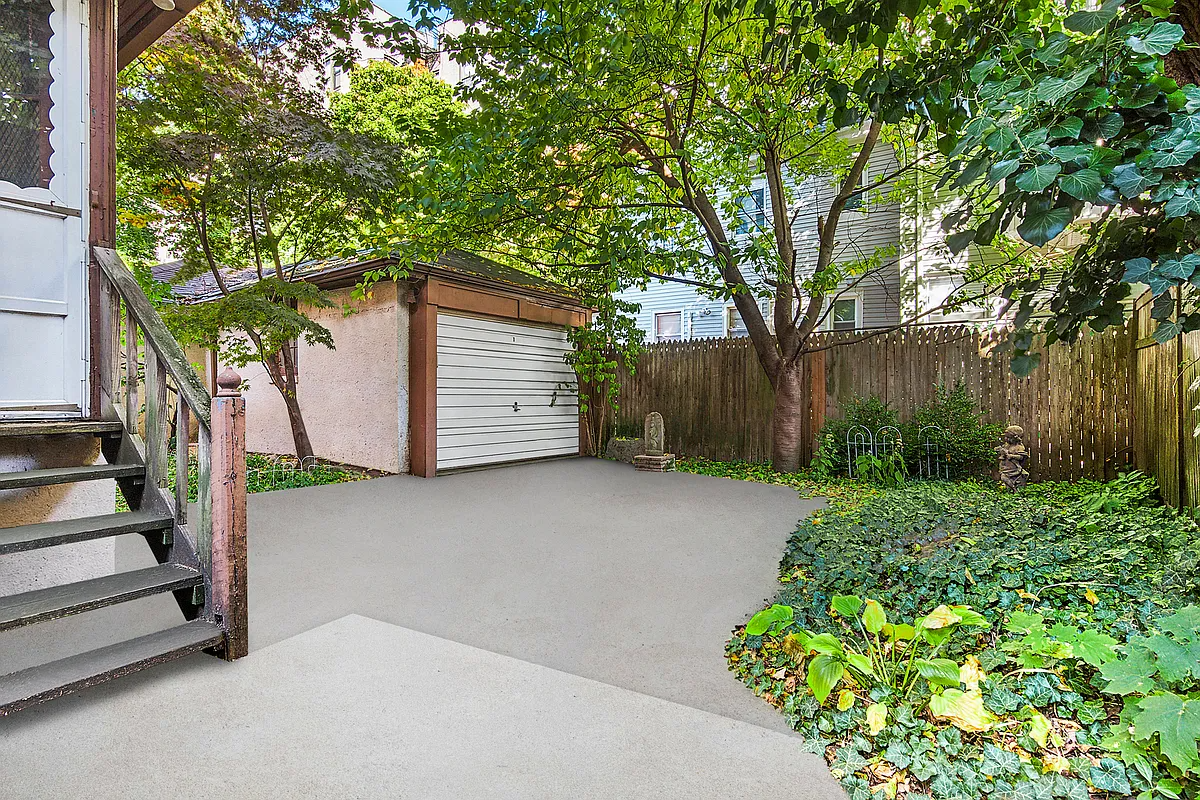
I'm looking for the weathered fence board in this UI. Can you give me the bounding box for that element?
[599,298,1200,507]
[603,324,1137,483]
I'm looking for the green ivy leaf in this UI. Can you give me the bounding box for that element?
[1151,137,1200,168]
[1127,21,1184,56]
[988,158,1021,184]
[1058,168,1103,200]
[1110,163,1159,198]
[1122,257,1154,284]
[1132,693,1200,772]
[1064,0,1120,34]
[1048,116,1083,139]
[980,743,1021,776]
[947,229,976,254]
[1050,144,1093,162]
[808,654,844,705]
[1017,205,1072,246]
[1089,757,1132,794]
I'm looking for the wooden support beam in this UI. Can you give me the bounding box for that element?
[210,368,248,660]
[409,283,438,478]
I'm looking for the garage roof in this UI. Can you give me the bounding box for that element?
[156,250,586,309]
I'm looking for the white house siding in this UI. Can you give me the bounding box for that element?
[617,140,904,340]
[901,172,1009,326]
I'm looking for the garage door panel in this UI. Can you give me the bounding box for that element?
[437,443,580,470]
[439,424,580,447]
[439,313,570,341]
[436,312,580,470]
[439,404,578,421]
[438,366,576,386]
[437,337,571,359]
[438,349,574,373]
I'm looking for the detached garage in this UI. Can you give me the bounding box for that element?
[435,314,581,470]
[171,251,591,477]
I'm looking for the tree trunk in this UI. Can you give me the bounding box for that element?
[1168,0,1200,86]
[278,382,315,462]
[771,358,807,473]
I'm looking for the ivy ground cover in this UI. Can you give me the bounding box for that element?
[709,466,1200,800]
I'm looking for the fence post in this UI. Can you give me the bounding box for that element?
[211,367,248,660]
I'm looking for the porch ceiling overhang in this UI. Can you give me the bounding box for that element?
[117,0,202,70]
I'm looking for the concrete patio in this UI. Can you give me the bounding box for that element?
[0,458,842,798]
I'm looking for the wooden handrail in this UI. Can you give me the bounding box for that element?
[93,247,211,429]
[93,245,248,661]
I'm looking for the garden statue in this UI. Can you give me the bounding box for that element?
[996,425,1029,492]
[633,412,675,472]
[644,412,665,456]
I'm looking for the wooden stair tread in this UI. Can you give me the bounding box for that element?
[0,421,124,437]
[0,464,144,491]
[0,511,174,555]
[0,564,202,631]
[0,620,224,716]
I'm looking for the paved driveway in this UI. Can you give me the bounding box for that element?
[2,458,845,798]
[249,457,819,731]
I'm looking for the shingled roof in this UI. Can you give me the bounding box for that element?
[159,250,583,306]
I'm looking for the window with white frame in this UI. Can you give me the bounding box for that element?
[654,311,682,342]
[829,296,860,331]
[843,167,869,212]
[735,188,766,234]
[725,304,747,337]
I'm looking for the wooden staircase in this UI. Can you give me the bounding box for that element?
[0,247,248,716]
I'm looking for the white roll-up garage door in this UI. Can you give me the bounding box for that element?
[436,313,580,470]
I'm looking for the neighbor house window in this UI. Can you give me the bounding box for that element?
[326,59,344,92]
[843,168,868,212]
[654,311,682,342]
[726,305,747,337]
[735,188,766,234]
[830,297,859,331]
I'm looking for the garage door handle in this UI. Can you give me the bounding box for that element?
[513,402,521,412]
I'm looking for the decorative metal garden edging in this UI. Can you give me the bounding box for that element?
[846,424,949,480]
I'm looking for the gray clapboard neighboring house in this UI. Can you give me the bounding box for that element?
[617,142,1009,343]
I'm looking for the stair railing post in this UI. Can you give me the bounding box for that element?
[210,367,248,660]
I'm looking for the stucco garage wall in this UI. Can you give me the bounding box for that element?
[218,282,409,473]
[0,437,116,594]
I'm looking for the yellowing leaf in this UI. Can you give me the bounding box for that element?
[1085,589,1099,605]
[837,689,856,711]
[928,689,999,732]
[866,702,889,736]
[1025,708,1052,749]
[959,654,986,691]
[1017,590,1040,601]
[921,605,962,630]
[1042,754,1069,774]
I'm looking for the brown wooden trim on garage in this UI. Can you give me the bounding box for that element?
[408,277,588,477]
[424,278,589,328]
[408,282,439,478]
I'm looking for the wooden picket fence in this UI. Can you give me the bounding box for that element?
[596,302,1200,501]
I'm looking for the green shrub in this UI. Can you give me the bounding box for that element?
[814,383,1003,480]
[906,381,1003,479]
[812,395,900,477]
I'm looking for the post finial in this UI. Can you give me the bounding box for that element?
[216,367,242,397]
